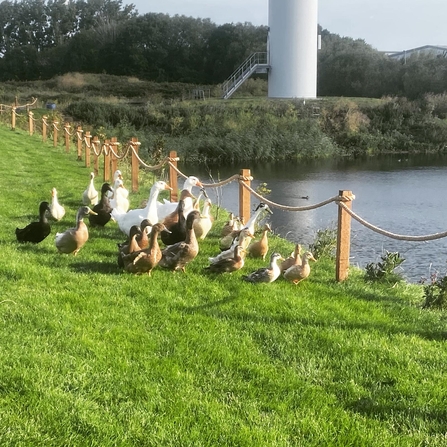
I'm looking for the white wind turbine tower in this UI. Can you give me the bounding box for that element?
[268,0,319,99]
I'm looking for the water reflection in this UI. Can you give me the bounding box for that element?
[181,155,447,282]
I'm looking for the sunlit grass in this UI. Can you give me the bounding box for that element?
[0,126,446,446]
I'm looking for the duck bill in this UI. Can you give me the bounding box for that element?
[88,209,98,215]
[164,184,173,191]
[266,206,273,215]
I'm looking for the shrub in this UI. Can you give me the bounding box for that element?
[364,251,405,283]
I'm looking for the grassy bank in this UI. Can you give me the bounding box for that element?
[3,74,447,165]
[1,125,447,446]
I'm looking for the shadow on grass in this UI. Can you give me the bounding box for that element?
[68,261,122,275]
[347,397,447,434]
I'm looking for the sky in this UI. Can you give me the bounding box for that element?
[129,0,446,52]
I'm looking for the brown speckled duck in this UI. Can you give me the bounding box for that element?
[123,223,169,275]
[159,210,201,272]
[242,252,284,284]
[15,201,51,243]
[247,223,272,260]
[204,245,245,274]
[55,206,97,255]
[117,224,143,268]
[283,251,316,285]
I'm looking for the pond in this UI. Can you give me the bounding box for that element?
[181,154,447,283]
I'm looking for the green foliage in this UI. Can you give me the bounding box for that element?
[309,227,337,260]
[421,270,447,310]
[364,251,405,283]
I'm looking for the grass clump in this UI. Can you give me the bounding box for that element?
[0,125,447,446]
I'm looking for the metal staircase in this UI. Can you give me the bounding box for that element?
[221,52,269,99]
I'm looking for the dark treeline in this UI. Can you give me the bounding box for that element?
[1,0,447,99]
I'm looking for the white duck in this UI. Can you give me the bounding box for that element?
[157,176,203,221]
[110,178,129,213]
[111,170,129,198]
[193,197,213,240]
[111,180,172,236]
[242,202,273,235]
[49,187,65,221]
[82,172,98,206]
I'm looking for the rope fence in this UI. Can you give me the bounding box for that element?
[3,98,447,282]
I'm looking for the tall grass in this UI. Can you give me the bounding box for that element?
[1,125,447,446]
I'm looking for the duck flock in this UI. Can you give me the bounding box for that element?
[15,170,316,285]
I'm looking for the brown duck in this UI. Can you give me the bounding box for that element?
[283,251,316,285]
[247,223,272,260]
[117,225,143,268]
[123,223,169,275]
[55,206,97,255]
[280,244,302,273]
[159,210,201,272]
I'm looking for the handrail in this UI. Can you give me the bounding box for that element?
[221,52,268,99]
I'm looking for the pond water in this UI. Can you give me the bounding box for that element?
[180,154,447,283]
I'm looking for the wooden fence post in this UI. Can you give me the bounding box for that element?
[84,131,91,168]
[11,107,16,130]
[110,137,118,177]
[336,190,353,282]
[42,115,48,142]
[239,169,251,226]
[130,138,140,193]
[53,120,59,147]
[103,139,112,182]
[64,123,71,153]
[28,111,34,135]
[169,150,178,203]
[76,126,83,160]
[91,136,100,175]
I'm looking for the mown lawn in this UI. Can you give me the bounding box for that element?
[0,125,446,447]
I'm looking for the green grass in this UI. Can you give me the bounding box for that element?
[1,125,447,446]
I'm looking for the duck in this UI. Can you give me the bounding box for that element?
[161,200,187,245]
[82,172,98,206]
[15,201,51,243]
[111,180,172,236]
[247,223,272,260]
[193,197,213,240]
[219,229,241,252]
[111,169,129,199]
[55,206,97,255]
[209,228,254,264]
[204,245,245,274]
[159,210,201,272]
[280,244,302,273]
[123,223,169,275]
[242,202,273,235]
[136,219,152,250]
[221,212,236,237]
[117,224,143,268]
[88,183,114,227]
[242,252,284,284]
[110,178,129,214]
[157,176,203,221]
[283,251,316,285]
[49,188,65,221]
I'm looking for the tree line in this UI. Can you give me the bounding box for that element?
[1,0,446,99]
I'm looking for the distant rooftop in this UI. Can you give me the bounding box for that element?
[385,45,447,59]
